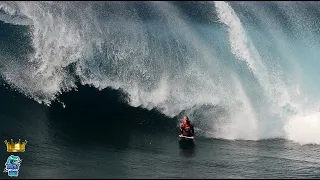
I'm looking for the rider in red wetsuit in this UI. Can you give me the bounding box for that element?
[179,116,194,137]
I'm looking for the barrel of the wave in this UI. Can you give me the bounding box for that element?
[3,139,27,177]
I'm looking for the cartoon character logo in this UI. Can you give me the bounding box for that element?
[3,155,22,177]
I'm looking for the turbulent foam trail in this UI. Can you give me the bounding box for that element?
[213,1,285,139]
[1,1,320,144]
[214,1,292,109]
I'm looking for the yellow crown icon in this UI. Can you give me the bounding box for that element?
[4,139,27,152]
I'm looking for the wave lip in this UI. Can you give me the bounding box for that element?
[0,2,32,25]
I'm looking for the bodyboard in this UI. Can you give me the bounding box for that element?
[179,135,194,140]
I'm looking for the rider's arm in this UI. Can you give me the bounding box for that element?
[179,123,184,134]
[191,125,195,136]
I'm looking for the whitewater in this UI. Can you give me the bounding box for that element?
[0,1,320,145]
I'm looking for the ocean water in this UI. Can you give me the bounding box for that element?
[1,1,320,178]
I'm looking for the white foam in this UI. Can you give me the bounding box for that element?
[213,1,303,139]
[214,75,259,140]
[285,111,320,145]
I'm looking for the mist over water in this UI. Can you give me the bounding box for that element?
[0,1,320,144]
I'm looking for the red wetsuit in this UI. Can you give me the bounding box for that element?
[180,122,194,137]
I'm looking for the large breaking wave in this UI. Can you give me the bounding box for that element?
[1,1,320,144]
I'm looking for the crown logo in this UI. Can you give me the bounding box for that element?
[4,139,27,153]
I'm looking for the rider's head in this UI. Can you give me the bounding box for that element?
[183,116,190,124]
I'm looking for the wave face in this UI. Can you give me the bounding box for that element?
[1,1,320,144]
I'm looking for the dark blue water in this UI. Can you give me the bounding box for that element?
[0,85,320,179]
